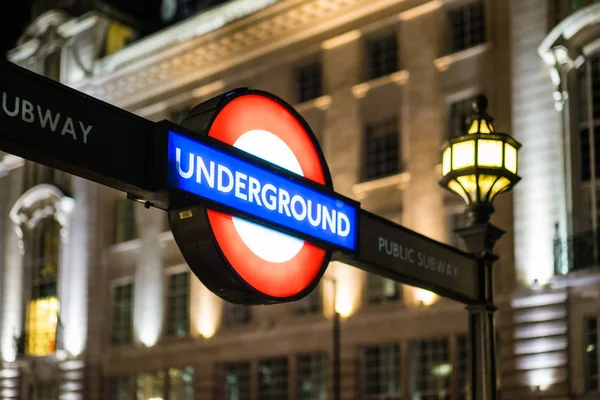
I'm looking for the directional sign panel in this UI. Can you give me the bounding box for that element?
[334,210,481,304]
[167,130,358,251]
[0,61,156,196]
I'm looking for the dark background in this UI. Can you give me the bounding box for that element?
[0,1,33,58]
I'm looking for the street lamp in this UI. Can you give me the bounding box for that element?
[439,95,521,400]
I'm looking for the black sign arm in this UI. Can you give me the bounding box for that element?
[0,61,157,198]
[332,209,483,305]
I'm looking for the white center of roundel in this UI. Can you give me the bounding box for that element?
[232,129,305,263]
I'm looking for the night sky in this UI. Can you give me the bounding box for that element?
[0,1,32,59]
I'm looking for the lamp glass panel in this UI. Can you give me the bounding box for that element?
[504,144,517,173]
[451,140,475,170]
[468,119,494,134]
[447,179,470,204]
[478,174,499,202]
[488,177,511,201]
[442,147,451,175]
[456,174,478,201]
[477,140,503,168]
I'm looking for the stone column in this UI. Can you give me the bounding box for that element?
[1,165,24,364]
[510,0,564,286]
[59,176,96,400]
[0,165,24,399]
[321,31,362,198]
[398,8,446,242]
[133,203,164,347]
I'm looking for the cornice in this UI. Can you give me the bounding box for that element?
[75,0,408,109]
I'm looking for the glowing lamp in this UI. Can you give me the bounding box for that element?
[440,95,521,208]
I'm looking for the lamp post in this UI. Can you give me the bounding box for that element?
[323,277,341,400]
[439,95,521,400]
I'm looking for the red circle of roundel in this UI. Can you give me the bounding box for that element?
[207,93,328,298]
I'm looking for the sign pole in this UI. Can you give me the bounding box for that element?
[456,205,505,400]
[332,279,341,400]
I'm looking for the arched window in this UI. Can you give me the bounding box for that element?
[32,217,60,299]
[26,216,61,357]
[7,184,72,360]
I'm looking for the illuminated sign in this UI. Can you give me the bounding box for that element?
[167,90,345,301]
[167,131,357,250]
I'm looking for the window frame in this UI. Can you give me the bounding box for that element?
[576,55,600,183]
[223,302,251,327]
[363,30,399,81]
[25,215,62,357]
[365,273,401,305]
[361,116,401,182]
[447,92,483,139]
[213,361,252,400]
[296,351,328,400]
[409,337,452,398]
[293,58,323,104]
[360,342,402,400]
[110,278,135,346]
[115,197,137,244]
[446,0,487,55]
[257,356,290,400]
[165,270,191,338]
[585,315,599,392]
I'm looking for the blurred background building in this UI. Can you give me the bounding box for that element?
[1,0,600,399]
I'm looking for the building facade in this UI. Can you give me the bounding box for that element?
[2,0,595,399]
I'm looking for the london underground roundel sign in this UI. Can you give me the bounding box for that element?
[167,89,344,305]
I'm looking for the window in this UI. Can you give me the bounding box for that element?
[585,316,599,392]
[258,357,289,400]
[108,376,131,400]
[169,367,195,400]
[410,338,451,399]
[577,56,600,182]
[362,117,400,182]
[365,32,398,80]
[115,198,136,243]
[31,217,60,300]
[294,285,322,315]
[447,1,486,54]
[456,335,470,400]
[294,61,322,104]
[214,361,251,400]
[366,274,400,304]
[296,352,328,400]
[105,21,135,56]
[30,382,58,400]
[137,371,165,400]
[26,298,60,357]
[26,217,61,356]
[578,127,600,181]
[448,95,480,138]
[223,302,251,326]
[166,272,190,337]
[361,343,401,399]
[111,282,133,345]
